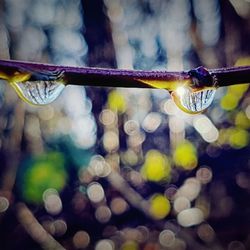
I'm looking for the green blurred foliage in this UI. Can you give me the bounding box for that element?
[19,152,67,203]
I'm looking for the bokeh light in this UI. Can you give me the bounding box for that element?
[141,150,171,182]
[73,231,90,249]
[110,197,128,215]
[87,182,105,203]
[149,194,171,219]
[53,219,67,236]
[173,141,198,170]
[177,208,204,227]
[95,205,112,223]
[108,90,127,113]
[197,223,215,243]
[159,229,175,247]
[175,178,201,202]
[95,239,114,250]
[0,196,9,213]
[196,167,213,184]
[43,188,62,215]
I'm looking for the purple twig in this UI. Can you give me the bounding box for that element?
[209,66,250,87]
[0,59,249,89]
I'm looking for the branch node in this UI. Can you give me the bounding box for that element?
[188,66,216,88]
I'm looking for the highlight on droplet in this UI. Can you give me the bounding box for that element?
[171,86,216,114]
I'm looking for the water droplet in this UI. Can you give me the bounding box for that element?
[8,70,65,105]
[171,87,216,114]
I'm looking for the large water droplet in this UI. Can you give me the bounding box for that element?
[9,70,65,105]
[12,80,65,105]
[171,86,216,114]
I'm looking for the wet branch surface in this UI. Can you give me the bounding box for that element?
[0,59,249,89]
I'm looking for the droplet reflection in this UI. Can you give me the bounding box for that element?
[172,86,216,114]
[7,70,66,105]
[11,79,65,105]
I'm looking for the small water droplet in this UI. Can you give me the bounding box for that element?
[9,70,65,105]
[171,87,216,114]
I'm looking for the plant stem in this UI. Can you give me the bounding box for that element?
[0,59,249,89]
[209,66,250,87]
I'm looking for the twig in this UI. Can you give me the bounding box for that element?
[1,59,248,90]
[16,203,65,250]
[107,170,152,218]
[209,66,250,86]
[0,59,188,89]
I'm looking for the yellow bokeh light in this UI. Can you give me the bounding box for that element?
[173,141,198,170]
[229,128,249,149]
[217,128,230,145]
[220,54,249,113]
[141,150,171,182]
[229,84,249,95]
[107,90,126,113]
[220,82,249,111]
[235,111,250,129]
[149,194,171,220]
[219,127,249,149]
[235,57,250,67]
[220,93,238,111]
[121,241,138,250]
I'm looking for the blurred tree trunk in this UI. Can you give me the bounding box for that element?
[0,3,25,248]
[81,0,117,68]
[0,0,10,59]
[81,0,117,153]
[221,0,250,65]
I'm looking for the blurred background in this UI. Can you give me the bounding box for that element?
[0,0,250,249]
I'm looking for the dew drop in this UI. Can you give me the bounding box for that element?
[9,70,65,105]
[171,86,216,114]
[12,80,65,105]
